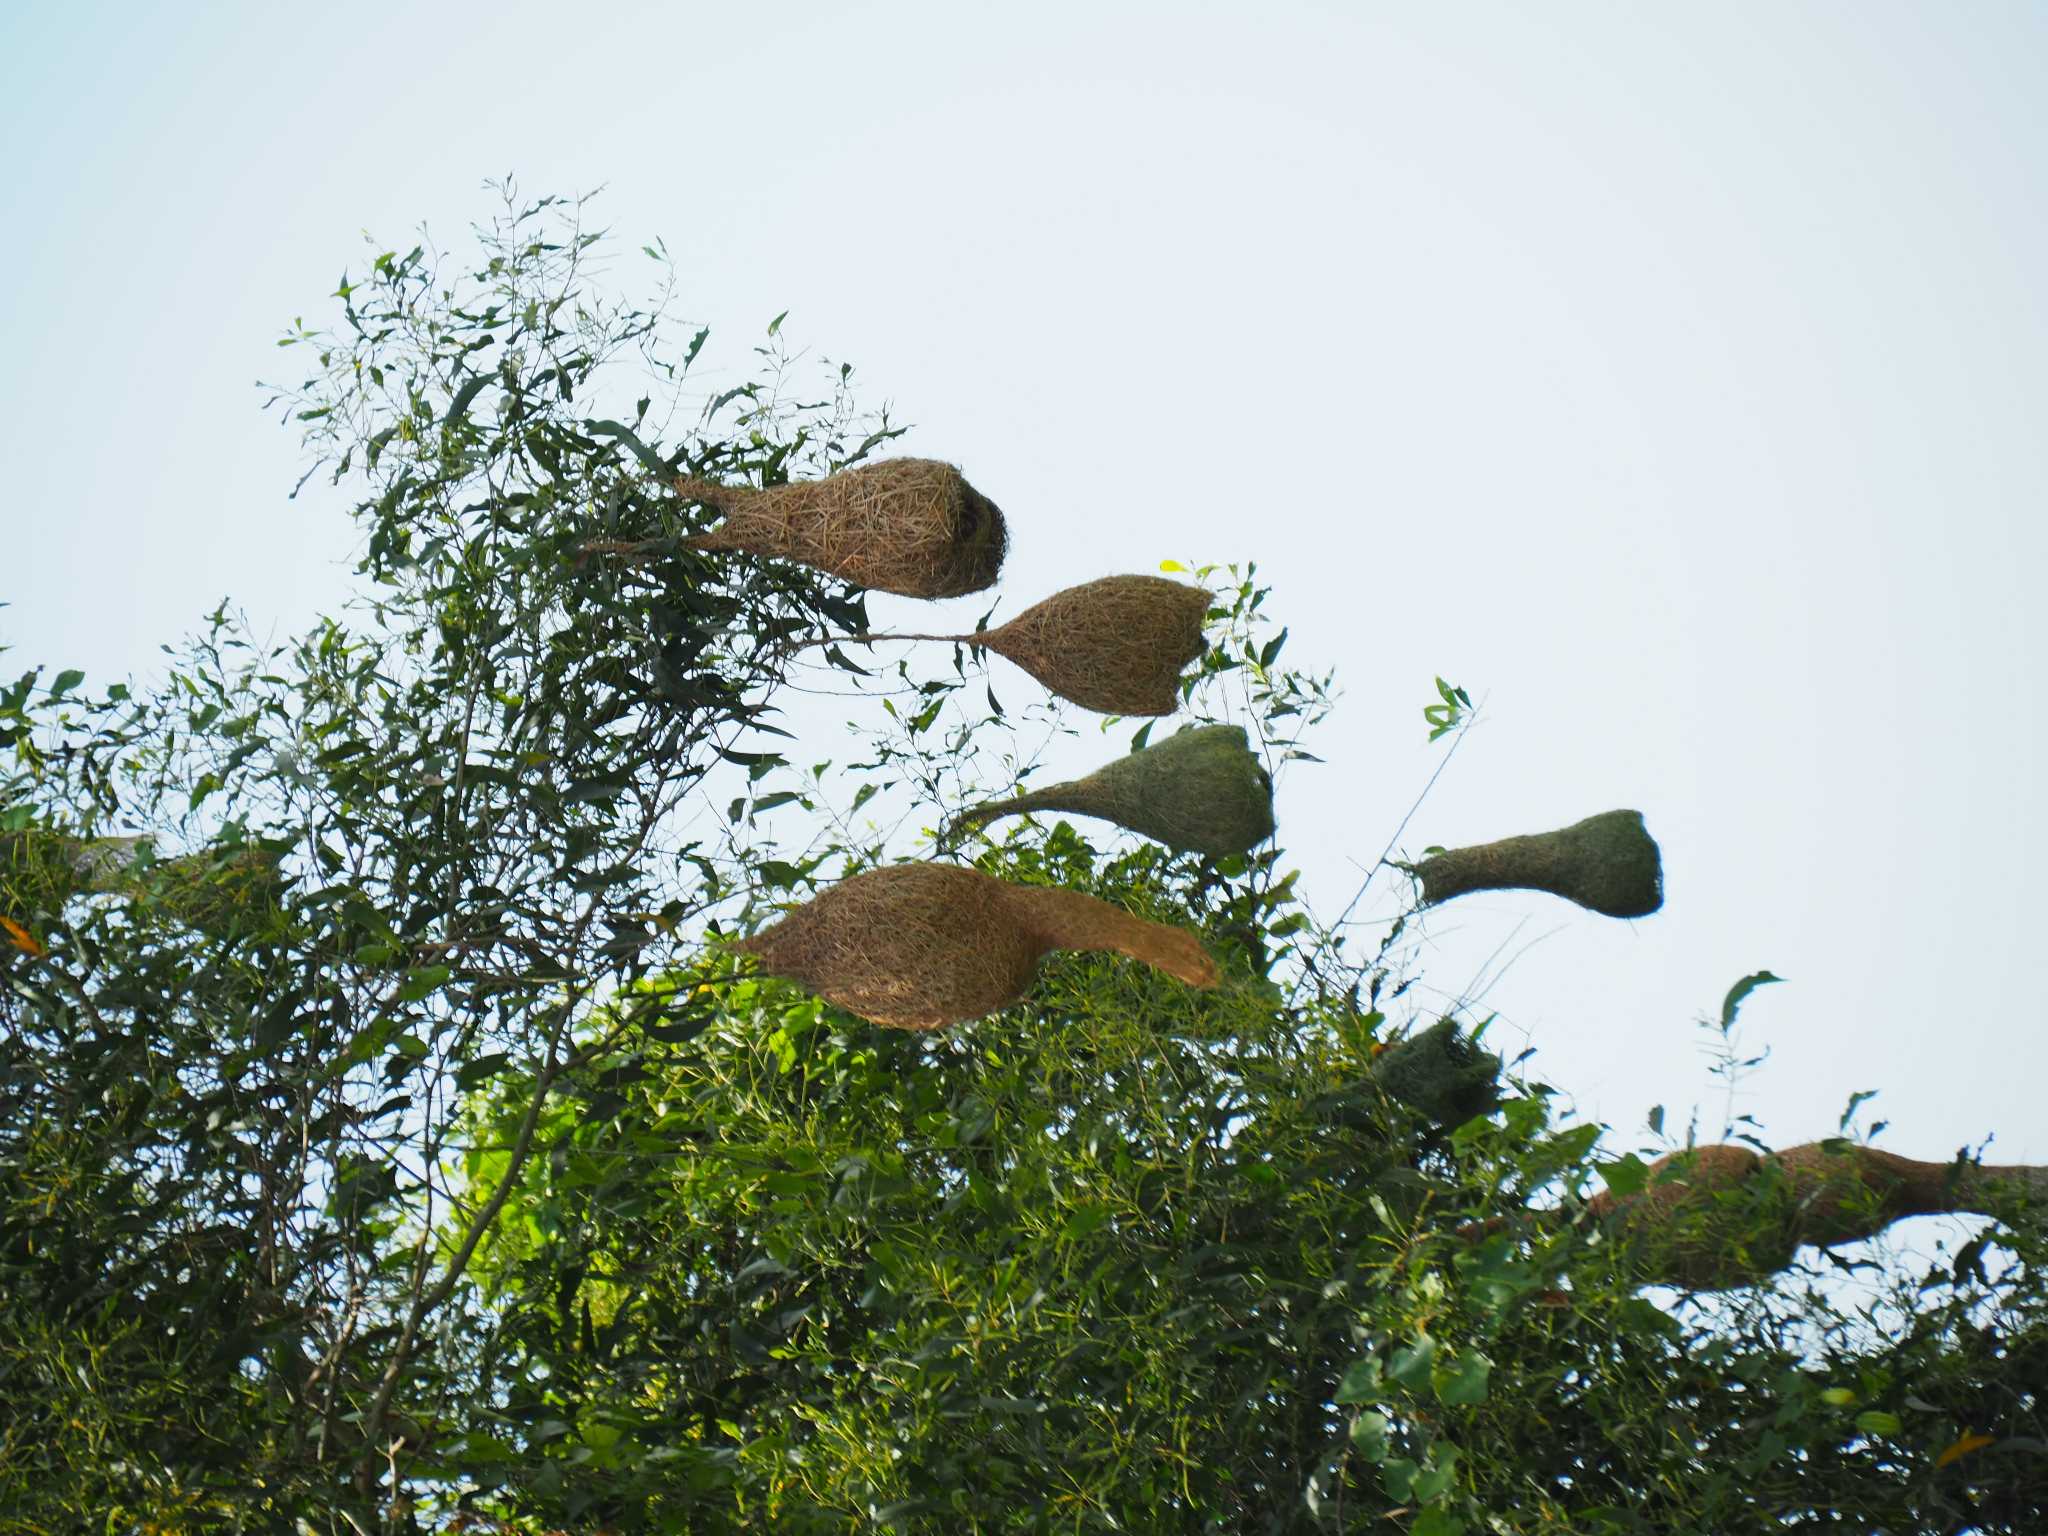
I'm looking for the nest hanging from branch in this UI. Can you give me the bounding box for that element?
[1,827,283,940]
[663,458,1007,599]
[733,861,1219,1030]
[1369,1018,1503,1128]
[1587,1141,2048,1290]
[790,575,1210,717]
[946,724,1274,856]
[1405,809,1663,918]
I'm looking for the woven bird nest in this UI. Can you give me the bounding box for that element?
[804,575,1210,717]
[734,861,1219,1030]
[0,827,91,921]
[673,458,1007,599]
[1588,1141,2048,1290]
[947,724,1274,856]
[1369,1018,1502,1127]
[1407,809,1662,918]
[1,827,281,940]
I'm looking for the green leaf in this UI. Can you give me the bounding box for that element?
[1596,1153,1651,1198]
[1856,1411,1903,1437]
[1349,1410,1392,1460]
[1435,1352,1492,1407]
[1838,1089,1879,1131]
[457,1052,514,1090]
[1411,1459,1456,1502]
[1388,1335,1436,1389]
[767,309,788,336]
[398,965,453,1002]
[1335,1355,1383,1405]
[1413,1511,1466,1536]
[1719,970,1783,1031]
[1381,1457,1419,1502]
[49,669,85,699]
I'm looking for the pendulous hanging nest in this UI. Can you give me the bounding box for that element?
[733,861,1220,1030]
[669,458,1008,598]
[1,826,284,941]
[795,575,1210,716]
[1369,1018,1503,1128]
[1588,1141,2048,1290]
[946,724,1275,856]
[1405,808,1663,918]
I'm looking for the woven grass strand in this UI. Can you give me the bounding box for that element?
[1408,808,1663,918]
[674,457,1007,598]
[733,861,1220,1031]
[1588,1142,2048,1290]
[947,724,1275,856]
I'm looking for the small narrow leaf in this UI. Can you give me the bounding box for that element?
[1936,1432,1996,1468]
[1,914,46,957]
[1719,970,1783,1031]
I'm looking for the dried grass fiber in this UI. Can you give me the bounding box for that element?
[734,861,1219,1030]
[947,724,1274,855]
[1411,808,1662,918]
[677,458,1006,598]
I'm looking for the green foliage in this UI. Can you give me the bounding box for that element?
[3,188,2045,1535]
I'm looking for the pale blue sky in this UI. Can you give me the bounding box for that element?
[5,3,2046,1258]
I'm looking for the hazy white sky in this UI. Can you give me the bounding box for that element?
[5,3,2045,1260]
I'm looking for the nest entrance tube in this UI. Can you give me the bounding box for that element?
[947,724,1275,856]
[733,861,1219,1031]
[1588,1141,2048,1290]
[1409,809,1663,918]
[671,458,1008,599]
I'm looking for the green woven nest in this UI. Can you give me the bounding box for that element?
[1369,1018,1501,1127]
[1,826,284,940]
[1409,808,1663,919]
[0,827,95,921]
[676,457,1008,599]
[947,724,1275,856]
[1591,1142,2048,1290]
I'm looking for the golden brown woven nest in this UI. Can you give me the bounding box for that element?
[805,575,1211,716]
[1587,1141,2048,1290]
[974,576,1210,716]
[1407,808,1662,919]
[733,861,1219,1030]
[674,458,1007,598]
[945,723,1274,856]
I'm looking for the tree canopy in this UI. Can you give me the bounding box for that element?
[3,187,2044,1536]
